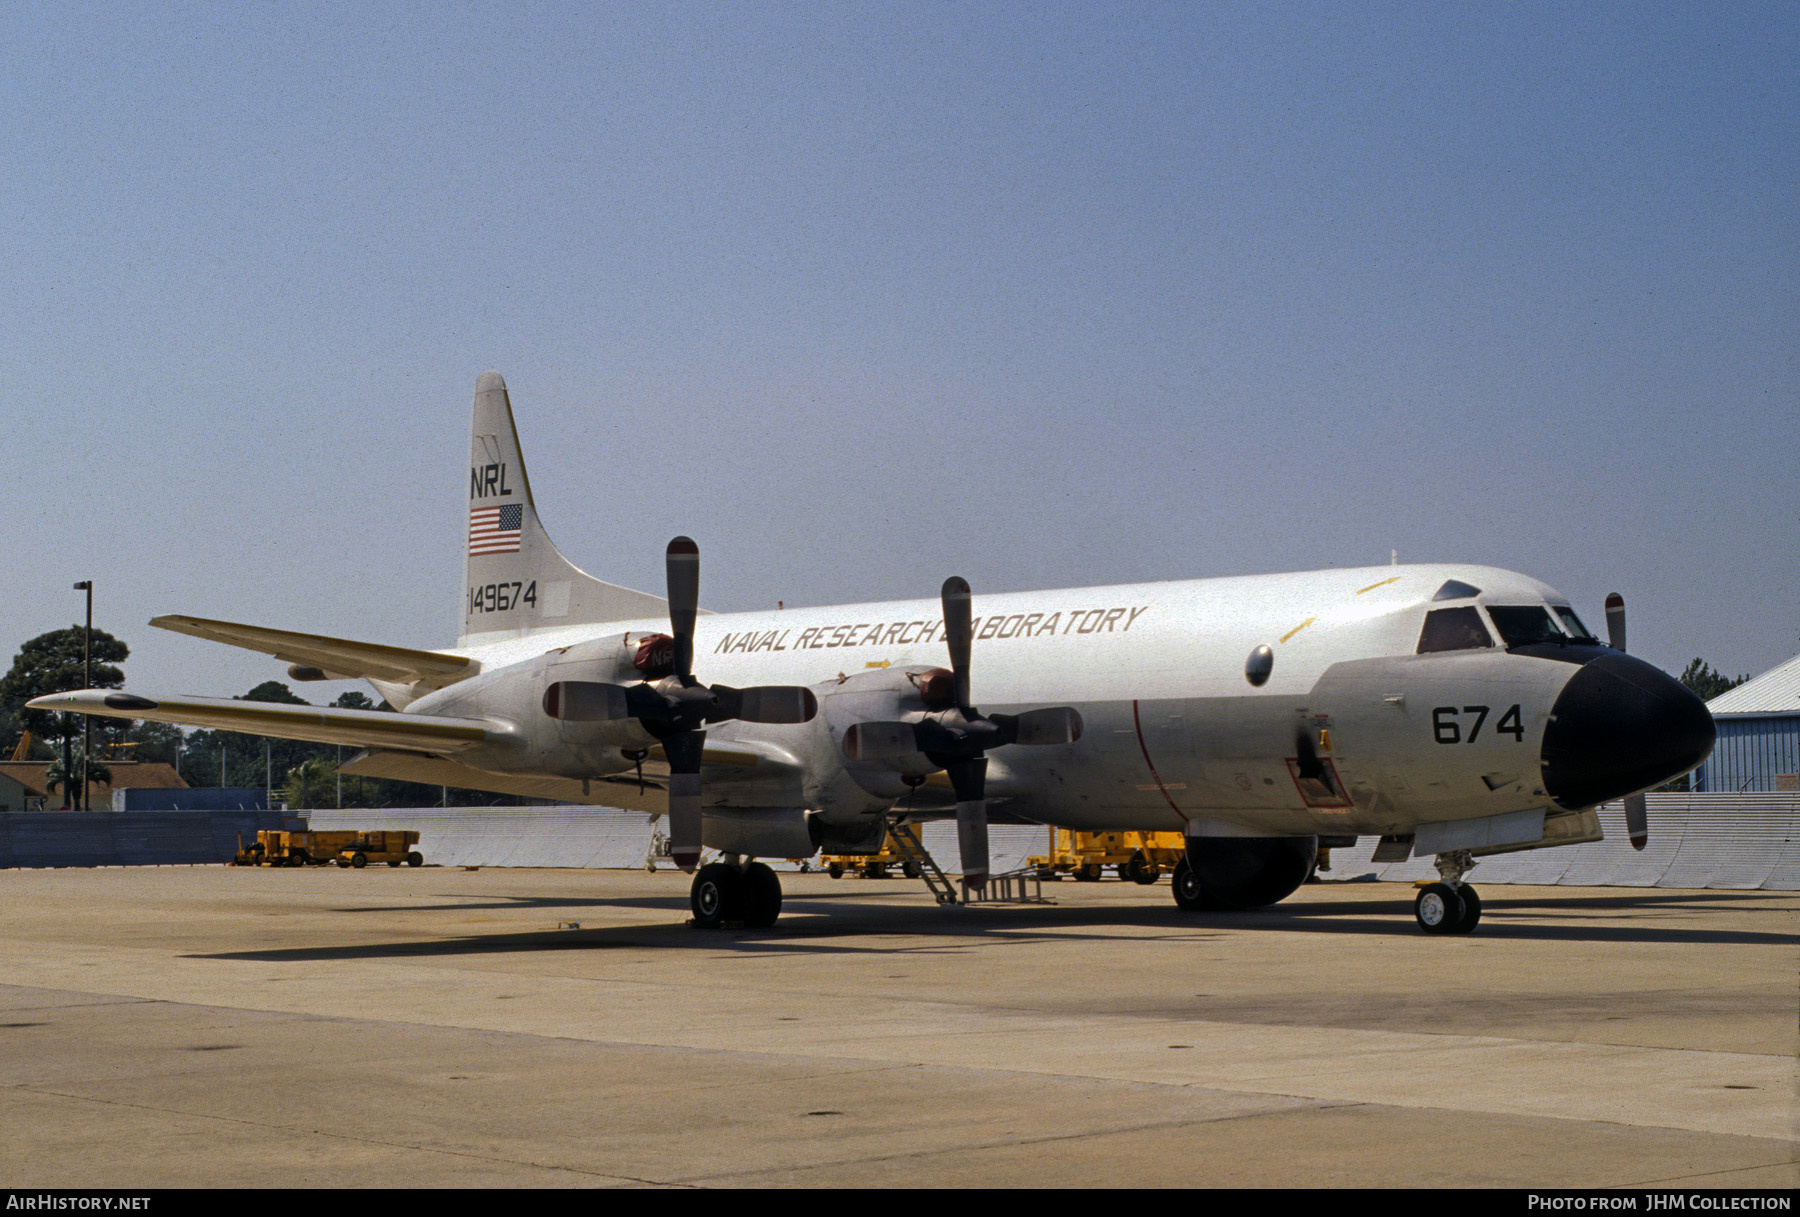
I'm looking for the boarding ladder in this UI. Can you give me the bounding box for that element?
[886,819,1052,908]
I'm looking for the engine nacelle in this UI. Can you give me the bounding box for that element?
[700,807,888,859]
[1186,835,1317,909]
[816,666,943,798]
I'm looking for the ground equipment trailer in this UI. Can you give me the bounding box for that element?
[1029,829,1185,883]
[235,830,423,868]
[821,828,924,879]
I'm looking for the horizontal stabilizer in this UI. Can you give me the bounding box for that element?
[28,689,499,753]
[151,615,478,689]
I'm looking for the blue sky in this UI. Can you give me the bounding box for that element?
[4,2,1795,697]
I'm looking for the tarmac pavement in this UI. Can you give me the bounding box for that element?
[0,865,1793,1188]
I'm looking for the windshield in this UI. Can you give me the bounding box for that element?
[1417,607,1494,653]
[1487,605,1567,648]
[1553,606,1599,642]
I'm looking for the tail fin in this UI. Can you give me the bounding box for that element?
[460,372,668,645]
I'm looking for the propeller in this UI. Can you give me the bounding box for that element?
[843,576,1082,889]
[541,537,818,871]
[1605,591,1649,851]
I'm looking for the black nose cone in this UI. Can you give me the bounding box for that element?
[1541,652,1716,810]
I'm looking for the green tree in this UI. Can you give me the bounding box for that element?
[1678,659,1749,702]
[46,751,111,803]
[0,627,130,749]
[283,757,337,810]
[124,720,183,766]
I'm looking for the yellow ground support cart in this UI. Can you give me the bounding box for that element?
[234,830,423,869]
[820,829,923,880]
[1028,829,1185,883]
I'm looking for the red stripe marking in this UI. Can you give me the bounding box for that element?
[1131,699,1188,824]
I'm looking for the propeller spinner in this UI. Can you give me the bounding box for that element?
[844,576,1083,889]
[542,537,818,871]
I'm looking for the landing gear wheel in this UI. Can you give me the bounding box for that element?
[1127,851,1159,885]
[1449,884,1481,934]
[741,862,782,928]
[691,863,745,928]
[1171,857,1210,912]
[1414,882,1466,935]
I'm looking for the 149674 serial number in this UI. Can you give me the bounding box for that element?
[469,581,537,613]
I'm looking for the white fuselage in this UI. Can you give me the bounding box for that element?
[421,561,1587,840]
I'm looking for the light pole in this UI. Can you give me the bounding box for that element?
[73,581,91,812]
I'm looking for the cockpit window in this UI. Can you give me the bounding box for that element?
[1552,606,1598,642]
[1432,579,1482,601]
[1487,605,1566,648]
[1417,607,1494,653]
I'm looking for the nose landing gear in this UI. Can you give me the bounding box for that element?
[1415,850,1482,934]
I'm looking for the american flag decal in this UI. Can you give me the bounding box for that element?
[469,503,524,555]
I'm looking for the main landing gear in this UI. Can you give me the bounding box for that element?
[1414,850,1482,935]
[689,857,782,929]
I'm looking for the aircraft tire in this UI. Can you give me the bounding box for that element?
[1171,857,1212,912]
[742,862,782,928]
[691,863,745,929]
[1414,883,1466,935]
[1449,884,1481,934]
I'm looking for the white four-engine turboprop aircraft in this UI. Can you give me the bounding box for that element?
[35,373,1716,934]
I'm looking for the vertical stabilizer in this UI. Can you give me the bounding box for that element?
[460,372,668,645]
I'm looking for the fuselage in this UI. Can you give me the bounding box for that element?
[415,560,1714,841]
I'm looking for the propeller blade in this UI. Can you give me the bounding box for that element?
[842,721,920,761]
[1602,594,1649,849]
[662,729,705,871]
[1625,791,1648,851]
[667,536,700,678]
[941,576,973,709]
[1005,706,1084,746]
[946,756,989,889]
[542,681,633,722]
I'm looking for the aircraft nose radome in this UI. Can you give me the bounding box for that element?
[1540,652,1715,810]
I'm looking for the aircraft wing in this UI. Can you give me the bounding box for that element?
[28,690,499,753]
[150,615,478,689]
[341,737,802,813]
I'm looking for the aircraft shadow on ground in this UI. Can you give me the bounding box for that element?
[192,885,1794,964]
